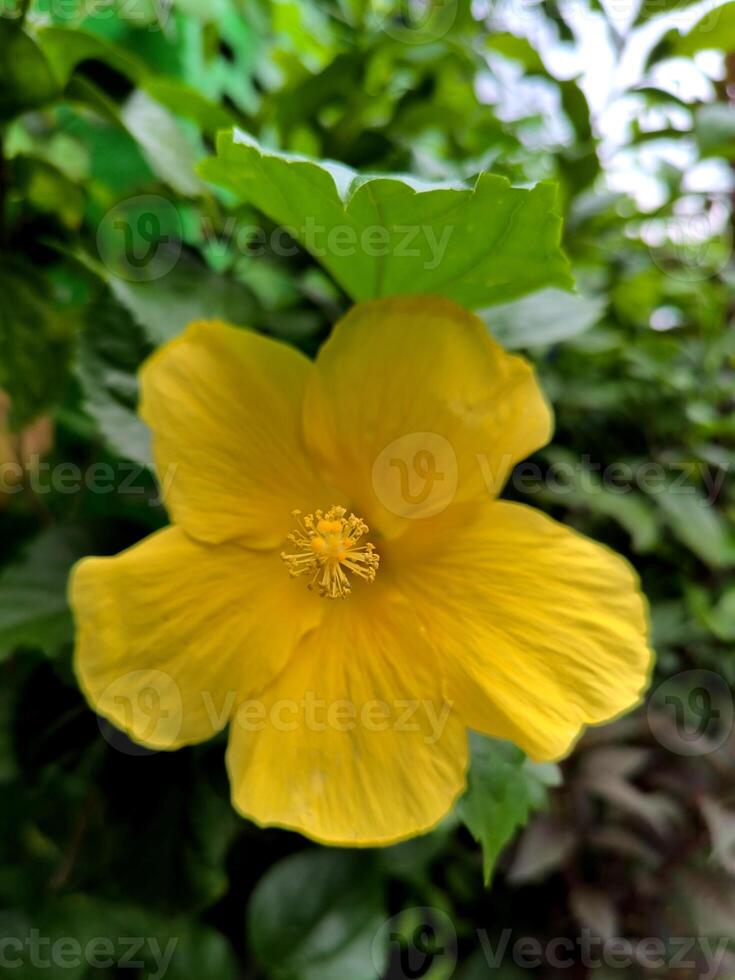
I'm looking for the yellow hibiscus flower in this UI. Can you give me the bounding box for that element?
[70,296,653,846]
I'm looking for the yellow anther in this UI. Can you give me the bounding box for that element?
[281,506,380,599]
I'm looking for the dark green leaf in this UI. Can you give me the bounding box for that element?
[0,895,238,980]
[77,291,153,466]
[0,20,59,121]
[635,0,701,23]
[37,25,228,143]
[9,155,85,229]
[0,526,88,661]
[35,25,146,88]
[63,748,239,914]
[248,849,387,980]
[164,923,240,980]
[0,259,74,430]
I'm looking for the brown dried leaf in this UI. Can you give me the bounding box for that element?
[507,814,576,884]
[700,797,735,874]
[569,886,620,939]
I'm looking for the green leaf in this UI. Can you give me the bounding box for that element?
[458,951,528,980]
[200,130,572,308]
[0,20,59,121]
[485,33,547,73]
[0,527,88,661]
[144,77,239,136]
[77,291,153,466]
[36,24,234,131]
[108,252,256,345]
[703,587,735,641]
[163,923,240,980]
[62,749,239,914]
[34,24,147,88]
[694,103,735,160]
[483,288,604,348]
[76,251,255,460]
[537,448,661,554]
[0,260,74,430]
[559,78,593,143]
[457,734,561,884]
[674,2,735,55]
[378,818,458,882]
[9,154,85,229]
[633,85,692,110]
[0,686,17,784]
[248,849,387,980]
[0,894,238,980]
[121,90,204,197]
[654,483,735,568]
[635,0,701,23]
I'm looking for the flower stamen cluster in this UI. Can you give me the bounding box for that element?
[281,505,380,599]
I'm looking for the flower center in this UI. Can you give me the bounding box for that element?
[281,505,380,599]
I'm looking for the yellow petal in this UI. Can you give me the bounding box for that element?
[139,320,330,549]
[226,590,468,845]
[395,501,653,760]
[303,296,552,539]
[70,527,322,750]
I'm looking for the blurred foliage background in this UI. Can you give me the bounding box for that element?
[1,0,734,977]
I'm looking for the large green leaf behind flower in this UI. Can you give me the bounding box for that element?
[200,130,572,308]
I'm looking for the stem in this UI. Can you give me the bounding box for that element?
[49,788,96,893]
[17,0,31,24]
